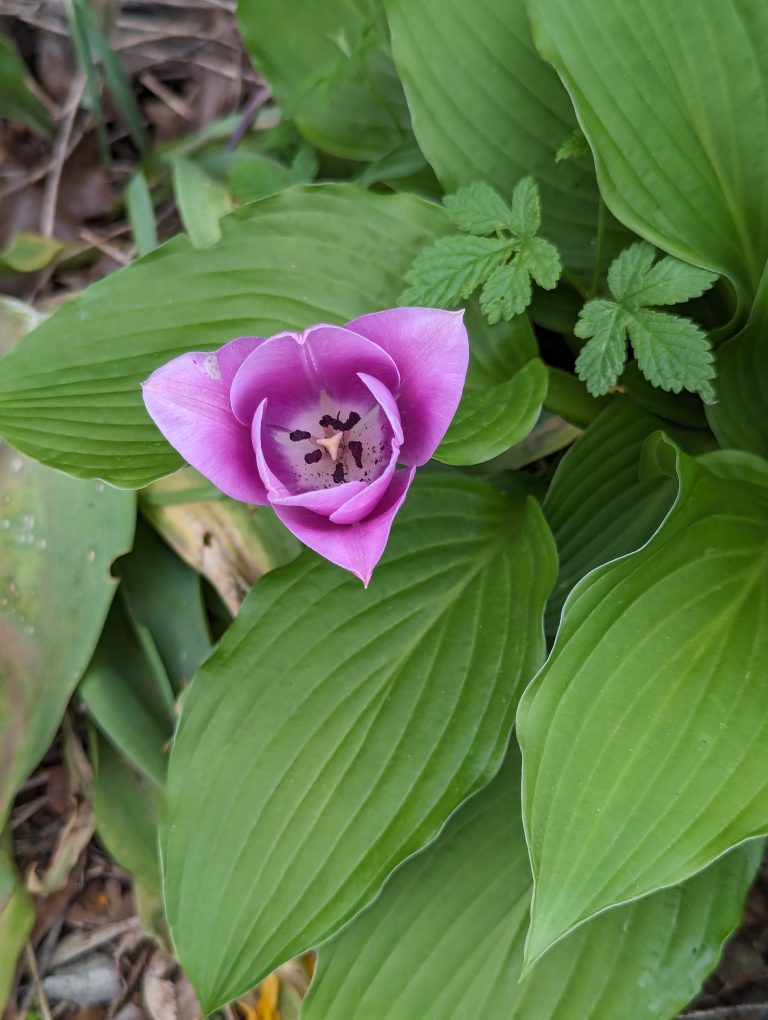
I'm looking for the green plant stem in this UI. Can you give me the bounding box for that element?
[544,366,610,428]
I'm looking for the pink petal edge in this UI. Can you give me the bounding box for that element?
[273,466,416,586]
[346,307,469,466]
[142,336,268,503]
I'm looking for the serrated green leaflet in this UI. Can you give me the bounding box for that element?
[521,237,561,289]
[0,185,448,487]
[575,243,716,399]
[162,474,556,1010]
[303,747,761,1020]
[629,310,715,402]
[555,128,588,163]
[509,176,541,237]
[479,261,531,324]
[401,234,511,308]
[386,0,627,272]
[237,0,410,160]
[574,302,628,395]
[528,0,768,306]
[607,243,717,307]
[405,179,561,322]
[543,398,678,632]
[443,181,518,235]
[708,261,768,458]
[518,443,768,968]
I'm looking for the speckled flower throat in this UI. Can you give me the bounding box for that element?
[282,403,392,488]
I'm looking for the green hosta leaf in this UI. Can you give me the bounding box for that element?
[162,474,556,1010]
[436,359,548,465]
[479,259,531,324]
[80,594,173,787]
[574,300,630,395]
[443,181,516,235]
[0,36,50,136]
[238,0,411,161]
[401,234,511,307]
[436,310,547,465]
[629,309,715,403]
[528,0,768,306]
[708,261,768,458]
[543,398,679,632]
[303,747,761,1020]
[116,519,211,692]
[509,176,541,237]
[0,185,448,487]
[386,0,628,272]
[619,360,712,430]
[356,140,431,190]
[0,447,134,827]
[228,151,317,204]
[91,732,161,890]
[463,303,539,386]
[518,442,768,969]
[520,236,561,289]
[700,449,768,489]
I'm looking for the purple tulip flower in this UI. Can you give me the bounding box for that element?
[142,307,469,585]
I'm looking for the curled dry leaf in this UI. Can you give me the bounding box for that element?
[25,799,95,896]
[141,468,300,615]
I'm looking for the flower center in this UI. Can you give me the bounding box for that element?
[288,408,369,484]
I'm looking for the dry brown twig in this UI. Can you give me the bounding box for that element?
[25,942,54,1020]
[39,73,87,237]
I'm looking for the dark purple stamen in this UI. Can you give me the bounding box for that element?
[289,429,311,442]
[332,463,345,484]
[348,440,363,469]
[339,411,361,431]
[304,449,322,464]
[318,409,361,432]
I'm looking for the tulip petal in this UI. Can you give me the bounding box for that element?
[357,372,404,445]
[329,437,398,524]
[273,465,416,586]
[346,307,469,465]
[230,325,400,427]
[142,336,267,503]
